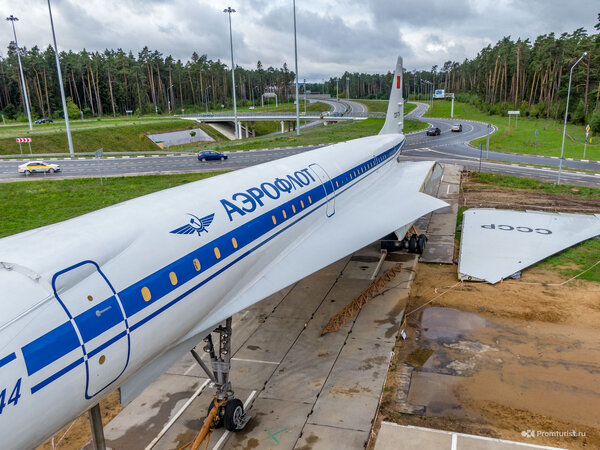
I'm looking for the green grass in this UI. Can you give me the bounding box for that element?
[353,99,417,115]
[0,120,198,155]
[469,172,600,198]
[465,172,600,282]
[424,100,600,161]
[0,172,224,238]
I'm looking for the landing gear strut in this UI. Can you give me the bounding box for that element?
[191,317,250,437]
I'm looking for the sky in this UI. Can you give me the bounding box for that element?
[1,0,598,81]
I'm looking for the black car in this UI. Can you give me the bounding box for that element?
[34,118,53,124]
[198,150,228,162]
[426,127,441,136]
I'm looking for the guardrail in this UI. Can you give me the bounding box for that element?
[175,112,385,120]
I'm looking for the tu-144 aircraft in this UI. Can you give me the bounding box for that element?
[0,57,447,448]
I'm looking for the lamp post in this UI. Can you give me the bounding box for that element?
[336,78,339,101]
[224,7,239,139]
[557,51,587,185]
[6,15,33,131]
[293,0,300,135]
[47,1,74,155]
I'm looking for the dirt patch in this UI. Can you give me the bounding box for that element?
[38,391,122,450]
[370,174,600,450]
[461,173,600,213]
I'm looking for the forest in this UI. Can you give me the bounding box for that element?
[1,15,599,131]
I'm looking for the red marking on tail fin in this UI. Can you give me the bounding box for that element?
[396,75,401,89]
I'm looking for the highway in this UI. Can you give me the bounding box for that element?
[0,100,598,187]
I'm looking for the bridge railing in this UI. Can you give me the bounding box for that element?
[175,112,385,119]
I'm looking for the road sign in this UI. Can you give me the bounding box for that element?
[94,148,104,157]
[16,138,32,143]
[586,124,590,132]
[508,111,520,115]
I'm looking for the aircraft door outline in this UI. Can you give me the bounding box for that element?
[309,163,335,217]
[52,260,131,399]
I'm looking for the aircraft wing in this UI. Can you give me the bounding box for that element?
[198,161,448,325]
[458,209,600,283]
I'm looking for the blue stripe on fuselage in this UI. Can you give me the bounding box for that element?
[0,352,16,368]
[21,143,402,391]
[21,321,80,376]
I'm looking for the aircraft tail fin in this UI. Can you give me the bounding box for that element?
[379,56,404,135]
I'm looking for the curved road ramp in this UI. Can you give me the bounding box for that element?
[147,128,214,148]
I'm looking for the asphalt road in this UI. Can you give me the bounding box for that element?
[1,101,599,187]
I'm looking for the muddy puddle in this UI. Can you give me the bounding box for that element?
[399,306,600,446]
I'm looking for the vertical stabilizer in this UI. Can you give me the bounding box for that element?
[379,57,404,135]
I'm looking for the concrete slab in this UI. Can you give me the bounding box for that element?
[270,272,340,321]
[308,337,391,431]
[294,423,369,449]
[234,316,307,363]
[350,290,408,343]
[375,423,452,449]
[224,397,314,450]
[101,373,207,449]
[374,423,565,450]
[420,235,455,264]
[261,319,347,403]
[151,386,254,450]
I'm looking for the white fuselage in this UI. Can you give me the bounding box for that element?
[0,133,406,448]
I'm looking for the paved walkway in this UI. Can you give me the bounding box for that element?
[419,163,462,264]
[375,423,565,450]
[146,128,214,147]
[96,245,418,449]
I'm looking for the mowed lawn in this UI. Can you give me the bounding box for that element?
[354,99,417,115]
[0,120,199,155]
[0,172,224,238]
[424,100,599,161]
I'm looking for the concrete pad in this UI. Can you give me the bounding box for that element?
[437,182,460,199]
[151,386,253,450]
[223,397,314,450]
[308,337,391,431]
[457,434,565,449]
[427,212,458,236]
[271,275,339,321]
[261,318,347,403]
[310,277,373,321]
[229,358,280,390]
[374,423,565,450]
[295,423,369,449]
[102,373,208,449]
[351,290,408,343]
[420,235,455,264]
[440,164,462,184]
[234,316,307,363]
[341,259,382,280]
[374,423,452,449]
[407,372,465,417]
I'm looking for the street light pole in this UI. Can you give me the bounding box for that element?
[557,51,587,185]
[6,15,33,131]
[336,78,339,101]
[293,0,300,135]
[224,7,239,139]
[47,0,74,155]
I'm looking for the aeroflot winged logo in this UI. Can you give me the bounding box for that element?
[170,213,215,236]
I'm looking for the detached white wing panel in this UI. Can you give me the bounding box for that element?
[458,209,600,284]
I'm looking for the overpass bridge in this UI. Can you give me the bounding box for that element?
[175,111,384,139]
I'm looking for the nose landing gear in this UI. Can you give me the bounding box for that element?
[187,317,250,448]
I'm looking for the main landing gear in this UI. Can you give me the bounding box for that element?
[188,317,250,447]
[380,226,427,255]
